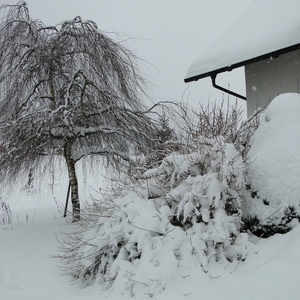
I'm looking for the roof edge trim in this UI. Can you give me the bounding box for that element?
[184,43,300,83]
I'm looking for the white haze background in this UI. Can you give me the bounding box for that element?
[2,0,252,109]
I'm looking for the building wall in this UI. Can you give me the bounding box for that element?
[245,49,300,116]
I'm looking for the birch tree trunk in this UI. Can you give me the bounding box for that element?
[63,139,80,222]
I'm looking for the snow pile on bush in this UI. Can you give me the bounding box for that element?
[61,136,251,297]
[244,93,300,236]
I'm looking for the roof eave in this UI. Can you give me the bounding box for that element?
[184,43,300,83]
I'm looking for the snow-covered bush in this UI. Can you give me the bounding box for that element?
[0,201,12,226]
[142,109,179,171]
[243,93,300,237]
[59,133,251,297]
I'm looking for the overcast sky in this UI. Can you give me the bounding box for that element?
[2,0,253,110]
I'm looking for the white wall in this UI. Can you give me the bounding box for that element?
[245,49,300,116]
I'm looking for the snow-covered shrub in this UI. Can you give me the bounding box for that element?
[243,93,300,237]
[0,201,12,226]
[142,109,179,170]
[59,134,251,297]
[146,136,249,264]
[193,101,243,144]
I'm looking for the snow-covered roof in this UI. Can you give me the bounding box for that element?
[185,0,300,82]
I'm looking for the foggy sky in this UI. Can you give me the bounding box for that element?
[2,0,253,110]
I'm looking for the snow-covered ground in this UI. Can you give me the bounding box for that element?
[1,94,300,300]
[1,204,300,300]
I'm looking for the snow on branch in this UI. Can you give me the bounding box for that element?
[73,146,130,163]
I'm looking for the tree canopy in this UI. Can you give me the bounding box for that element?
[0,2,158,220]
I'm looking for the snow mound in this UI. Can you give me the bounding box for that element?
[244,93,300,233]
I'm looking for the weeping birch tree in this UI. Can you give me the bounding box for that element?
[0,2,158,221]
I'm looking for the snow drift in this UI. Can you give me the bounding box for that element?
[244,93,300,236]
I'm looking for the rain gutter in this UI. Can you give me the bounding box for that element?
[211,73,246,100]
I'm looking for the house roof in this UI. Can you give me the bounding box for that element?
[184,0,300,83]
